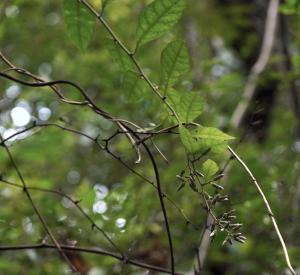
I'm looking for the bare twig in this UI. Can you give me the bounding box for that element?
[0,243,183,275]
[71,1,180,270]
[0,134,79,273]
[0,54,142,163]
[0,121,182,274]
[228,146,297,275]
[0,177,124,256]
[143,144,175,273]
[0,122,199,231]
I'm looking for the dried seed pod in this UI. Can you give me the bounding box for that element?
[211,183,224,190]
[224,221,230,229]
[222,237,232,246]
[177,181,186,192]
[211,194,221,204]
[234,236,246,244]
[189,180,198,192]
[179,170,185,177]
[232,224,243,231]
[176,174,184,180]
[225,209,236,215]
[210,229,217,237]
[212,173,225,181]
[217,195,229,202]
[195,170,204,177]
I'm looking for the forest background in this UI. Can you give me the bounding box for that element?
[0,0,299,274]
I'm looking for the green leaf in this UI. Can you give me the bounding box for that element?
[194,127,235,145]
[105,39,135,72]
[161,40,190,91]
[63,0,95,51]
[167,89,204,123]
[203,159,219,180]
[209,143,228,155]
[122,71,147,102]
[102,0,112,11]
[136,0,187,48]
[179,126,234,154]
[179,126,198,153]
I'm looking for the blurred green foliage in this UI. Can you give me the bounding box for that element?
[0,0,299,274]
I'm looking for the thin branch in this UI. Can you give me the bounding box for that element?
[0,177,124,256]
[118,123,176,274]
[230,0,280,128]
[228,146,297,275]
[0,243,183,275]
[0,134,79,273]
[0,59,142,163]
[142,143,175,274]
[0,122,199,231]
[192,153,231,273]
[78,0,180,124]
[0,19,184,270]
[151,138,169,164]
[0,122,198,275]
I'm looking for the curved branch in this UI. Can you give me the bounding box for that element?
[228,146,297,275]
[0,68,142,163]
[0,177,124,256]
[0,134,79,273]
[0,243,183,275]
[0,122,198,231]
[140,141,175,274]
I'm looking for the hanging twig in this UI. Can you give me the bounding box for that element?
[228,146,297,275]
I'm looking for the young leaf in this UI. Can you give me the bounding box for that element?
[203,159,219,180]
[136,0,187,48]
[105,39,135,72]
[180,94,204,123]
[194,127,235,147]
[167,89,204,123]
[161,40,190,91]
[179,126,234,154]
[63,0,95,51]
[179,126,198,153]
[102,0,112,11]
[122,71,147,102]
